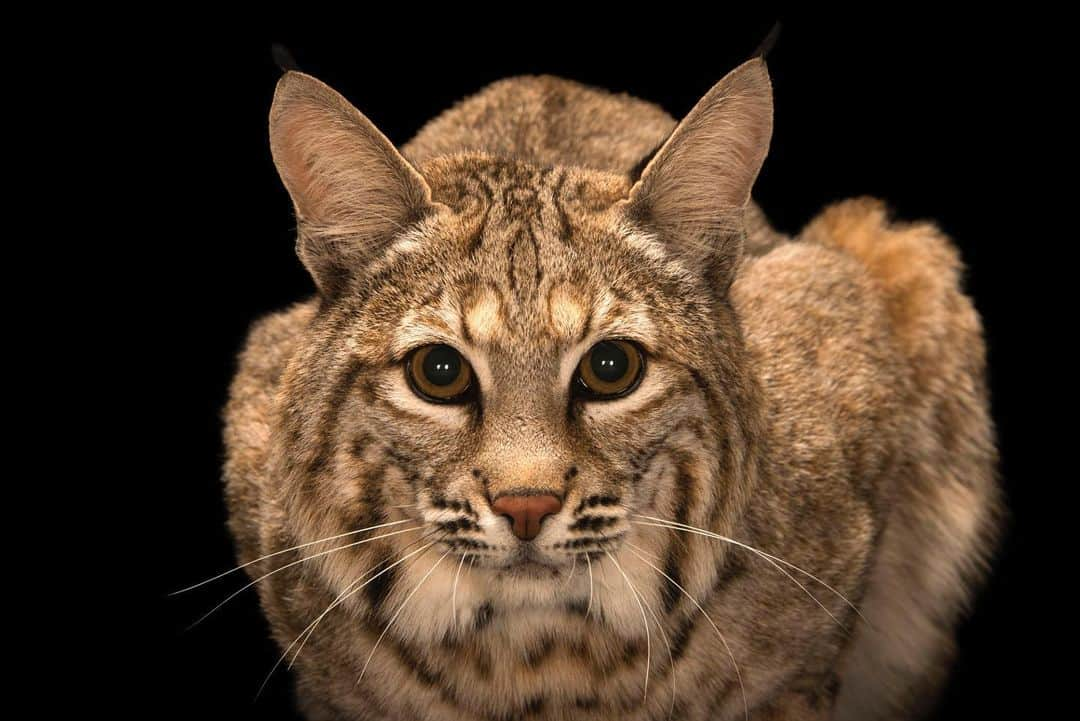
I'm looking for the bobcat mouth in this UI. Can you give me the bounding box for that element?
[501,545,563,576]
[507,559,561,578]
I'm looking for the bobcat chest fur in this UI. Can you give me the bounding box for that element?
[223,60,1000,720]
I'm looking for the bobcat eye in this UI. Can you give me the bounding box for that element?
[574,340,645,399]
[406,344,474,403]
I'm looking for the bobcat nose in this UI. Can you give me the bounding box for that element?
[491,494,563,541]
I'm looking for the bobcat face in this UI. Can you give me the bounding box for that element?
[268,63,769,619]
[311,157,734,587]
[281,154,731,593]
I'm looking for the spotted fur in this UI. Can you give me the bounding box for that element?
[223,60,1000,720]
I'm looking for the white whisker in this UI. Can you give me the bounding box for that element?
[626,544,748,721]
[605,550,651,703]
[257,541,437,698]
[585,553,595,619]
[172,518,416,595]
[356,550,452,686]
[633,519,844,629]
[632,514,864,628]
[634,562,678,719]
[287,532,440,669]
[451,552,469,623]
[188,525,423,629]
[562,554,577,588]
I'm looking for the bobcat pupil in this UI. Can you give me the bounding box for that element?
[590,341,628,382]
[423,345,462,386]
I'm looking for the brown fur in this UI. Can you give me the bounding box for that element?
[223,60,1000,720]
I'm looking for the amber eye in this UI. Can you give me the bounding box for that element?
[406,344,474,403]
[574,340,645,399]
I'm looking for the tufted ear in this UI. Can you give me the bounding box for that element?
[625,58,773,288]
[269,71,435,296]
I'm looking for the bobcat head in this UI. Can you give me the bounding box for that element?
[266,60,771,614]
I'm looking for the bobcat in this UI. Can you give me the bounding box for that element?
[221,57,1000,720]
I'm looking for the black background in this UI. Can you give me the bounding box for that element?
[135,11,1042,720]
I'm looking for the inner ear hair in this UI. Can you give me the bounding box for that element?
[624,58,773,286]
[269,71,435,297]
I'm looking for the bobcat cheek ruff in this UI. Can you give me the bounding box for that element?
[211,58,1000,721]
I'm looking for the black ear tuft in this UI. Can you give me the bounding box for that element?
[753,22,782,59]
[271,43,301,73]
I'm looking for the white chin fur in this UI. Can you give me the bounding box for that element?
[383,542,657,648]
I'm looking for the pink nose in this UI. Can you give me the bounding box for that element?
[491,494,563,541]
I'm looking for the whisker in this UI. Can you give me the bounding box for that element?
[257,540,438,698]
[451,552,469,623]
[626,544,748,721]
[188,525,423,629]
[562,554,577,588]
[356,549,452,686]
[634,565,677,719]
[286,531,441,670]
[605,550,651,703]
[585,553,595,619]
[628,543,663,564]
[632,520,844,630]
[632,514,866,628]
[172,518,416,595]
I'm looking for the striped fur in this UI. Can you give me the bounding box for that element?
[223,62,1000,720]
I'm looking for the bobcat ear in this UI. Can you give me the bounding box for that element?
[269,71,434,296]
[625,58,773,287]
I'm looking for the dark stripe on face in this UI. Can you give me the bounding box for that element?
[658,550,749,686]
[393,639,443,687]
[632,382,692,420]
[363,547,398,613]
[553,170,573,245]
[707,432,735,529]
[713,550,748,587]
[688,365,724,410]
[308,357,366,476]
[350,432,374,459]
[507,226,544,300]
[668,611,698,662]
[569,516,620,532]
[628,422,690,486]
[660,550,684,616]
[660,460,694,615]
[465,174,494,257]
[383,442,426,493]
[573,494,620,514]
[358,460,389,530]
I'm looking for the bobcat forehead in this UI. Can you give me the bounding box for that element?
[546,283,588,342]
[462,286,502,346]
[391,293,459,357]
